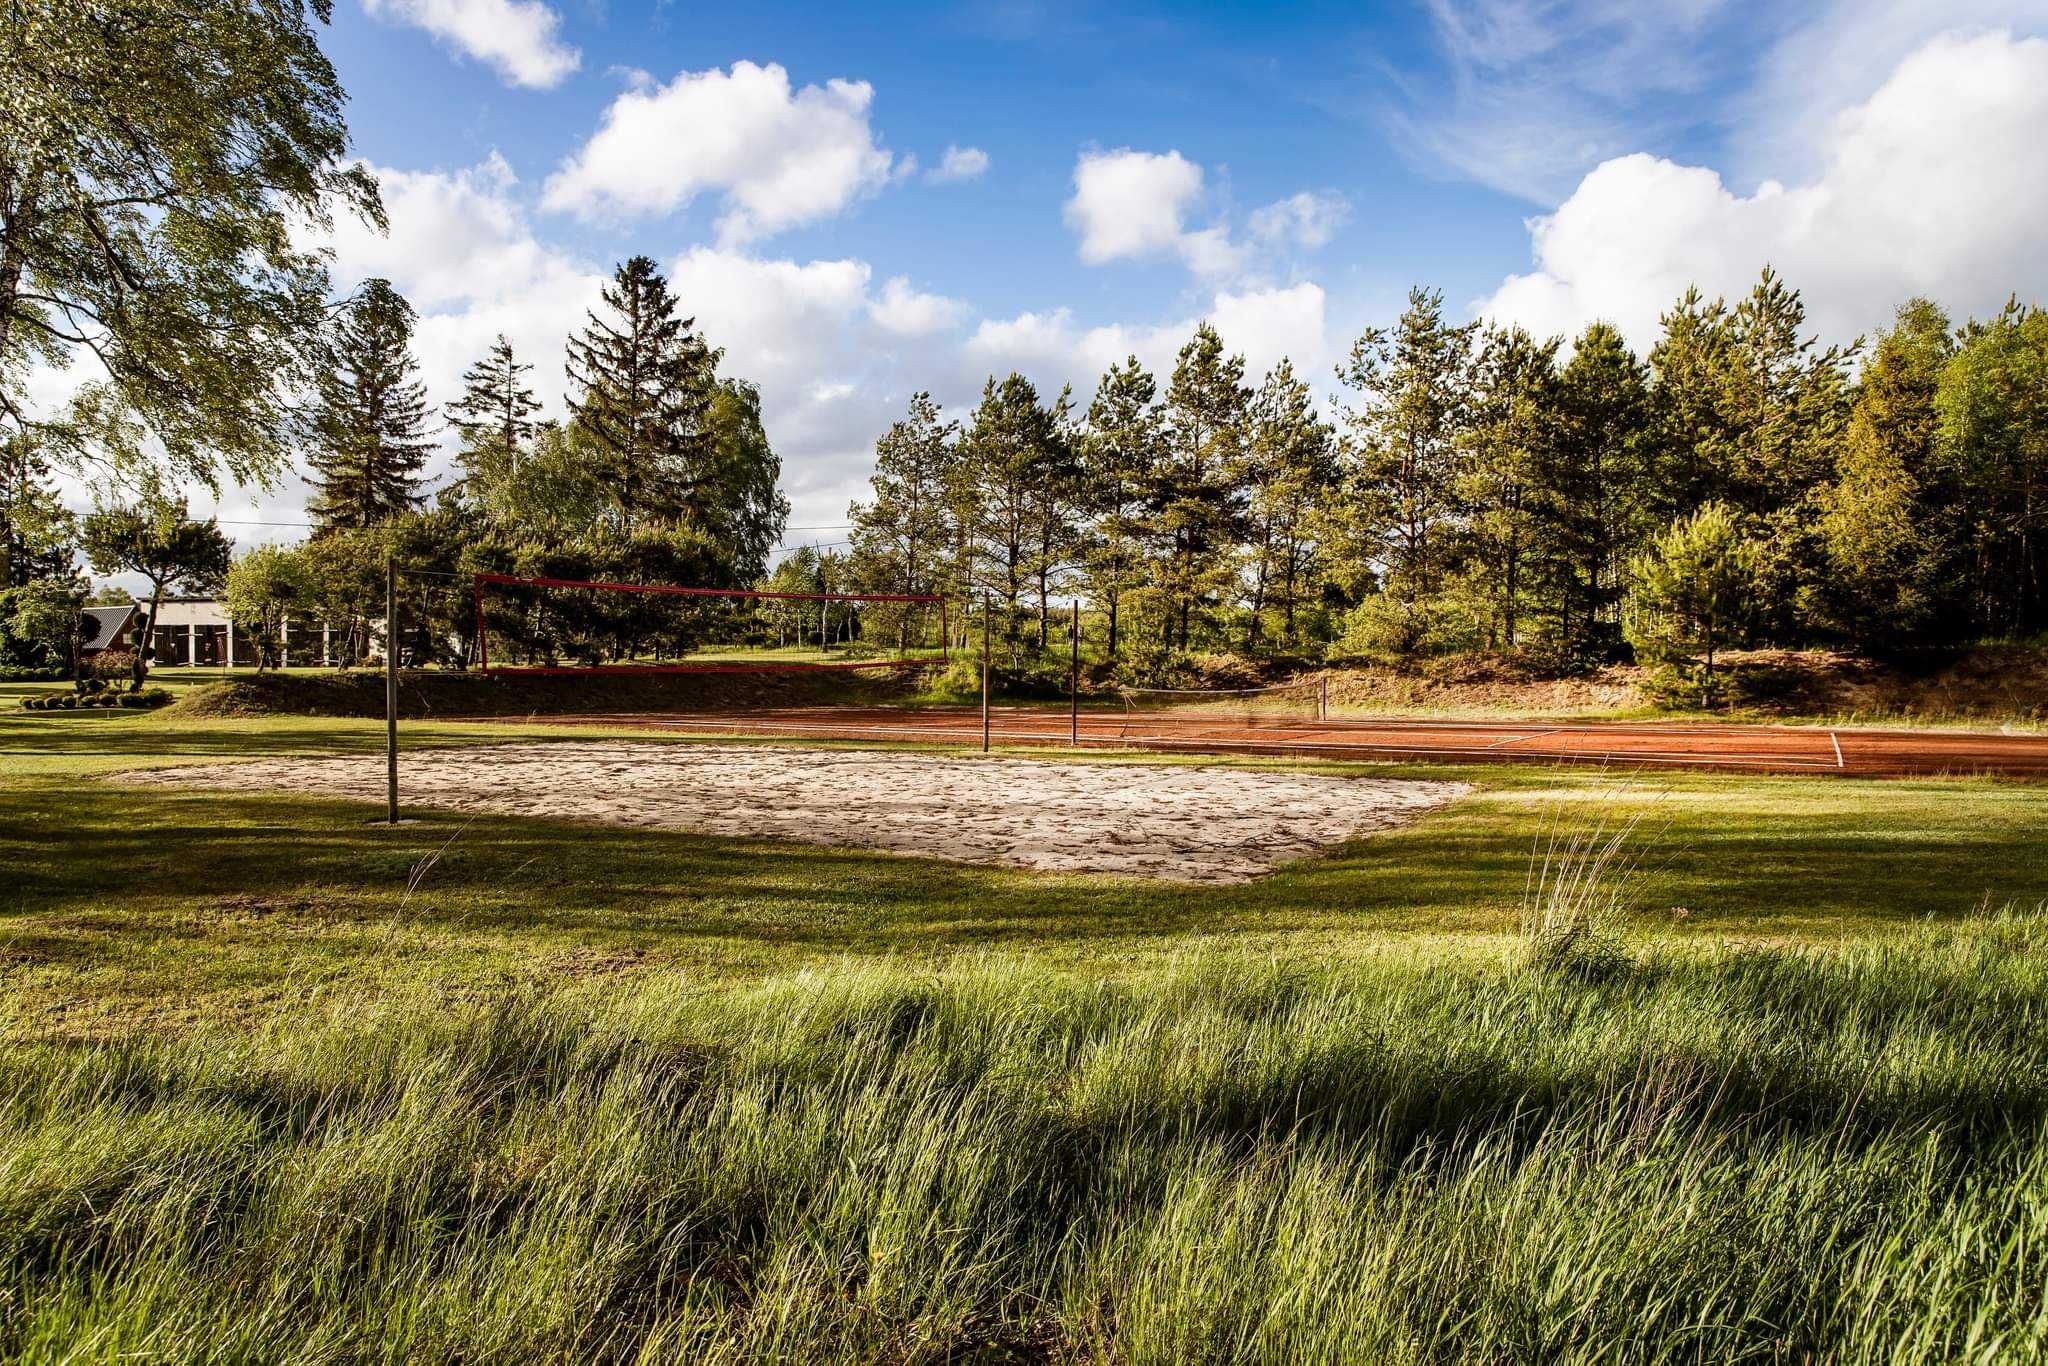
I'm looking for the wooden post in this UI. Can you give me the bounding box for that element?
[981,592,991,754]
[385,555,399,824]
[1319,671,1329,722]
[1070,599,1080,746]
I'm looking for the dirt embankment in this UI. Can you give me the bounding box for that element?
[169,666,926,720]
[1324,647,2048,724]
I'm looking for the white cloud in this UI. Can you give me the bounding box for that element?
[1478,30,2048,353]
[1064,148,1245,276]
[541,61,895,242]
[363,0,580,89]
[930,145,991,183]
[1248,191,1351,250]
[1735,0,2048,181]
[324,155,602,419]
[966,282,1332,396]
[664,248,987,530]
[869,277,970,336]
[1064,148,1351,279]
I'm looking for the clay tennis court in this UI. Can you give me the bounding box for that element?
[502,705,2048,778]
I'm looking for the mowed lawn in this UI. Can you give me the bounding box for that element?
[4,697,2047,1361]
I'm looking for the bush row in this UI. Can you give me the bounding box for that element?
[19,687,173,712]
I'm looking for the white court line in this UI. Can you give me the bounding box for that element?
[1486,728,1562,749]
[1832,731,1845,769]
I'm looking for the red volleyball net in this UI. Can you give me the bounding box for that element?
[472,573,949,675]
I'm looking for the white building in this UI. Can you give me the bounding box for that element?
[143,597,351,668]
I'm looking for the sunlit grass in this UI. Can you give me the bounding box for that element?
[3,933,2045,1361]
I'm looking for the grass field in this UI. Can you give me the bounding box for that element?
[4,699,2047,1360]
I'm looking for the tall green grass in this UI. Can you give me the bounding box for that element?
[4,914,2045,1362]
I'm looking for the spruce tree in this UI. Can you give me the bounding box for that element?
[565,256,714,529]
[447,335,541,505]
[1,432,78,588]
[306,280,433,532]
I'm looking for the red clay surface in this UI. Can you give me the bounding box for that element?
[490,705,2048,779]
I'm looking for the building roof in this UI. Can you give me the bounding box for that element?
[79,604,139,654]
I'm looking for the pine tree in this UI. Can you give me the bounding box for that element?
[1624,502,1759,706]
[1722,269,1853,641]
[1240,360,1335,650]
[850,393,959,643]
[446,335,541,505]
[1154,324,1250,651]
[1079,357,1162,658]
[955,374,1061,653]
[1539,323,1652,663]
[1722,269,1853,514]
[1939,299,2048,638]
[1460,326,1558,651]
[1025,386,1084,647]
[1646,287,1736,519]
[306,280,433,532]
[1821,299,1957,648]
[1336,288,1477,656]
[566,256,715,529]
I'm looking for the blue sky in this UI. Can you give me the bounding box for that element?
[106,0,2048,553]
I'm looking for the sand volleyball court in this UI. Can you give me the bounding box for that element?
[130,742,1469,883]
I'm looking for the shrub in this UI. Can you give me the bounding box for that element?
[0,664,66,682]
[88,648,138,686]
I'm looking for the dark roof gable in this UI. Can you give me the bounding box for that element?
[79,604,139,653]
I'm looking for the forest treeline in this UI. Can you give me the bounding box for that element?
[847,270,2048,690]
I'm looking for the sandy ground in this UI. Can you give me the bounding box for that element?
[129,742,1469,883]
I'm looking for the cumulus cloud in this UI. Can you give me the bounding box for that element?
[966,282,1332,394]
[1248,191,1351,250]
[363,0,580,89]
[1735,0,2048,180]
[1064,149,1352,278]
[1478,30,2048,352]
[929,145,991,183]
[869,277,971,336]
[541,61,895,242]
[324,155,602,420]
[1064,148,1245,276]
